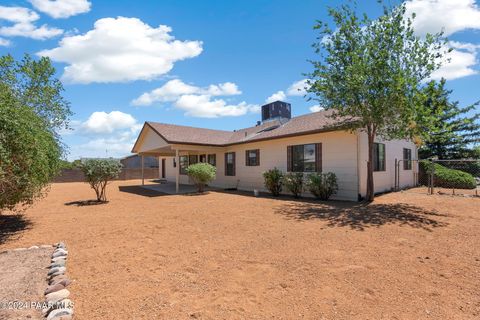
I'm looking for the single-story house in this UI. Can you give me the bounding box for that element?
[131,101,418,201]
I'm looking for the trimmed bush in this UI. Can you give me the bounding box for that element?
[419,161,476,189]
[307,172,338,200]
[80,159,122,202]
[263,168,283,196]
[283,172,304,198]
[186,163,216,193]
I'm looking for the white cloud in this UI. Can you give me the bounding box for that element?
[0,38,11,46]
[38,17,203,84]
[265,90,286,103]
[65,111,142,160]
[405,0,480,36]
[430,42,479,80]
[132,79,241,106]
[132,78,254,118]
[29,0,91,19]
[0,5,63,40]
[309,105,324,112]
[287,79,309,96]
[174,94,258,118]
[81,111,138,134]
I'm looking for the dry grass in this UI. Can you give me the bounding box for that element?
[0,180,479,319]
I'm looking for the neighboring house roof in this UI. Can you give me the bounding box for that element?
[137,109,349,150]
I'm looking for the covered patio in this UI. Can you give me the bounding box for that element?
[131,122,226,194]
[142,181,216,195]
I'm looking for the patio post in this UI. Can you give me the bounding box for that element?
[175,149,179,193]
[158,156,161,179]
[141,154,144,186]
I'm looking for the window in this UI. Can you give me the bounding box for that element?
[179,155,188,175]
[199,154,207,163]
[373,143,386,171]
[245,149,260,166]
[225,152,235,176]
[188,155,198,165]
[403,148,412,170]
[207,154,216,166]
[288,144,320,172]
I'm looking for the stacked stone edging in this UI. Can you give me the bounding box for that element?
[43,242,74,320]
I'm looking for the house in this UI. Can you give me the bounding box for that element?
[131,101,418,201]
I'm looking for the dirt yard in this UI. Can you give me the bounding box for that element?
[0,180,479,319]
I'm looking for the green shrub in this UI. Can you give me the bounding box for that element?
[186,163,216,193]
[263,168,283,196]
[80,159,122,202]
[283,172,304,198]
[307,172,338,200]
[420,161,476,189]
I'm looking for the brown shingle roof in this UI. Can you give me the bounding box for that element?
[146,109,347,147]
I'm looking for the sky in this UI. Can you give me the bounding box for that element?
[1,0,479,160]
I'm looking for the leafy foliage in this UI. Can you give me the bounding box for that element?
[306,172,338,200]
[263,168,283,196]
[0,54,70,212]
[419,161,476,189]
[418,79,480,160]
[80,159,122,202]
[307,1,446,200]
[283,172,304,198]
[186,163,216,193]
[0,54,72,135]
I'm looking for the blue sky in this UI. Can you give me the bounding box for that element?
[1,0,479,160]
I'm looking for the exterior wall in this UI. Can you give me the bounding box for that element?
[160,131,360,201]
[53,168,159,183]
[121,155,159,168]
[357,131,418,197]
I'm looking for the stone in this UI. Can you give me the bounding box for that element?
[49,275,69,285]
[28,245,39,249]
[50,260,67,268]
[45,283,65,295]
[48,267,66,276]
[52,249,68,258]
[56,242,66,249]
[51,256,67,263]
[48,269,66,278]
[43,299,74,317]
[45,289,70,304]
[46,308,73,320]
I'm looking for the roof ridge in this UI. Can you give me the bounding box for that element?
[146,121,233,134]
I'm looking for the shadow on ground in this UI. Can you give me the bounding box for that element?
[0,214,32,245]
[118,185,167,197]
[275,201,448,231]
[65,200,108,206]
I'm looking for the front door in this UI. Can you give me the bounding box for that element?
[161,158,166,178]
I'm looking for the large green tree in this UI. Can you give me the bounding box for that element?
[307,2,447,201]
[419,79,480,159]
[0,54,71,211]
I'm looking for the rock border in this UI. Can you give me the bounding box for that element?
[42,242,74,320]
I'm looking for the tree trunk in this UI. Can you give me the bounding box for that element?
[366,128,375,202]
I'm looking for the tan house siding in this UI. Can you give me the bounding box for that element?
[357,131,418,197]
[160,130,361,201]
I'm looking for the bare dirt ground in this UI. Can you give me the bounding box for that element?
[0,247,51,320]
[0,180,479,319]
